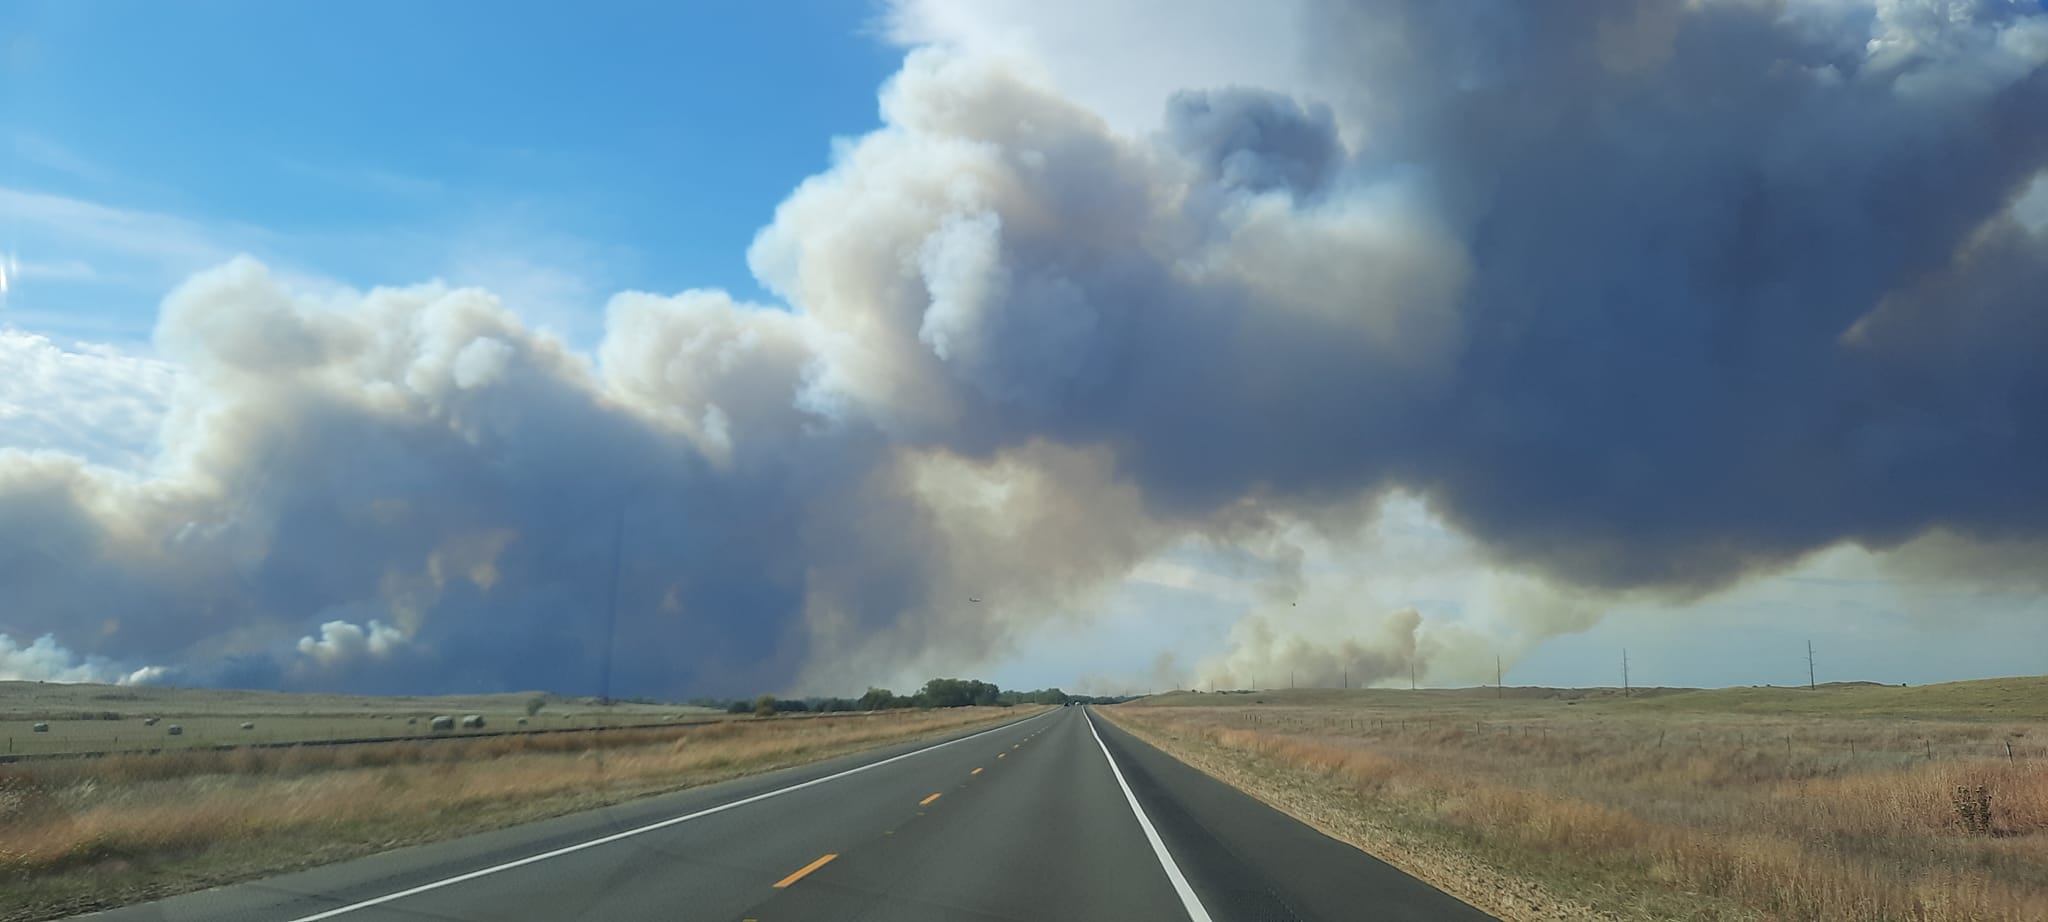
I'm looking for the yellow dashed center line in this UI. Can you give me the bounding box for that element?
[997,752,1006,759]
[919,792,942,806]
[773,853,837,888]
[971,767,983,775]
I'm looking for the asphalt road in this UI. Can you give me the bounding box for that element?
[76,706,1495,922]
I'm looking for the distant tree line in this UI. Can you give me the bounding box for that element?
[682,678,1131,716]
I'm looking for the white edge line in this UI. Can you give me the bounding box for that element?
[1083,708,1216,922]
[282,709,1053,922]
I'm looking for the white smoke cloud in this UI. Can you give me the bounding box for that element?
[3,0,2046,696]
[0,632,160,684]
[1188,493,1608,689]
[297,619,407,669]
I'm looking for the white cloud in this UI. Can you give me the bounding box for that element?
[10,131,122,186]
[13,258,97,282]
[0,329,179,469]
[885,0,1319,136]
[0,182,607,348]
[0,186,241,280]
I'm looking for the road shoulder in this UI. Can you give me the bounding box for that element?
[1096,708,1600,922]
[1090,708,1500,922]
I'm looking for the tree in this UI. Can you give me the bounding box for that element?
[998,687,1070,706]
[525,696,546,717]
[917,678,1002,708]
[754,694,777,718]
[858,687,899,711]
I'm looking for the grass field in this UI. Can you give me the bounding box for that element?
[0,681,721,757]
[1105,676,2048,922]
[0,689,1035,922]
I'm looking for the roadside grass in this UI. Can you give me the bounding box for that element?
[0,681,722,757]
[1104,680,2048,922]
[0,707,1028,922]
[1620,676,2048,720]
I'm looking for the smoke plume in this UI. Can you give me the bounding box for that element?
[3,0,2045,694]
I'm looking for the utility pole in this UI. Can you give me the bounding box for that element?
[1290,669,1295,690]
[1622,648,1631,698]
[1410,659,1416,691]
[1496,655,1503,699]
[1806,640,1817,691]
[1343,668,1348,690]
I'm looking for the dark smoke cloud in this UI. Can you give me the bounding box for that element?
[1304,0,2048,592]
[3,1,2044,694]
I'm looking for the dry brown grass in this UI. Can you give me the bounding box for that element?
[1106,697,2048,922]
[0,707,1026,921]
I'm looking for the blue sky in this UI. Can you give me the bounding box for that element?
[2,1,897,342]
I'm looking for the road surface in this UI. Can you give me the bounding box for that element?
[76,706,1495,921]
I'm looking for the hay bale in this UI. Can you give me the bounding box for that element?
[240,722,255,730]
[31,722,49,732]
[143,717,160,726]
[516,717,528,725]
[167,725,183,736]
[429,715,455,732]
[460,714,485,729]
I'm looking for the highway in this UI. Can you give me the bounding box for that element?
[77,706,1495,922]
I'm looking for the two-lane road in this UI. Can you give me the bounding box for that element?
[79,706,1495,921]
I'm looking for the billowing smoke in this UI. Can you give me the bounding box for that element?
[3,0,2045,695]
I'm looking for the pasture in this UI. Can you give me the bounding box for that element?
[0,681,719,757]
[1108,676,2048,922]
